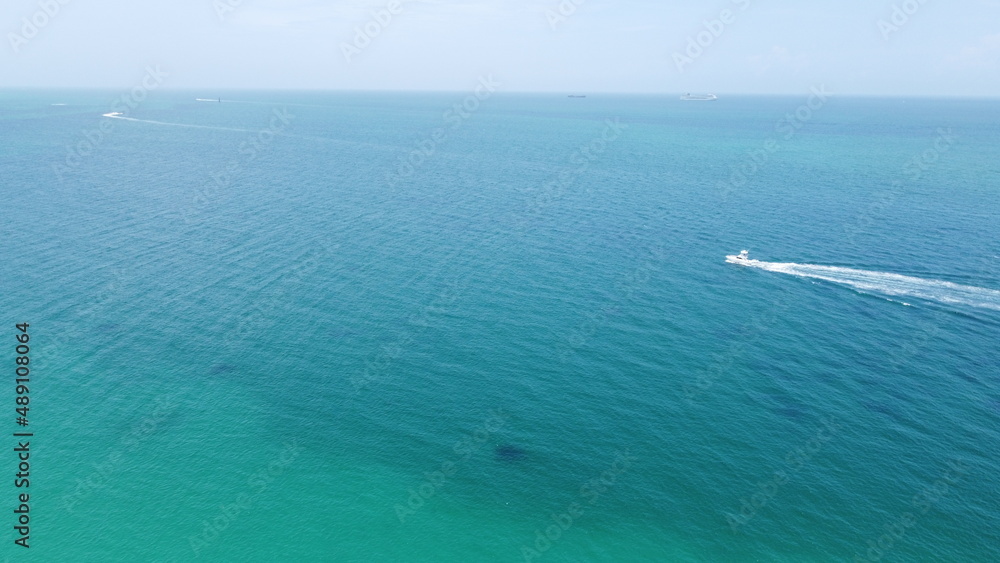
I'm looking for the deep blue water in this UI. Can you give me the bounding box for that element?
[1,90,999,562]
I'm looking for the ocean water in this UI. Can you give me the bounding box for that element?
[1,90,999,562]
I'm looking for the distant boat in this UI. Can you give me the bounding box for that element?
[568,95,586,98]
[681,93,717,101]
[725,250,756,265]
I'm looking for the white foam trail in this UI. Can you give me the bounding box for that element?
[734,259,1000,311]
[99,111,358,145]
[102,112,253,133]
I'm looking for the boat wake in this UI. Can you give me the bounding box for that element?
[98,111,361,146]
[102,112,253,133]
[729,255,1000,311]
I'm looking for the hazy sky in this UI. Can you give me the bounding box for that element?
[3,0,999,95]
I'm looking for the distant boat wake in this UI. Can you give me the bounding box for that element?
[99,111,361,146]
[102,112,253,133]
[729,256,1000,311]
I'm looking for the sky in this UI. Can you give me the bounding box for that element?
[2,0,999,95]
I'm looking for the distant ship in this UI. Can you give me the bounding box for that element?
[681,93,717,101]
[568,95,587,98]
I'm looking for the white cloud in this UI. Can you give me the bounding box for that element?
[746,46,809,74]
[949,33,1000,68]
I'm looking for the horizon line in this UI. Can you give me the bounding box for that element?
[2,86,999,100]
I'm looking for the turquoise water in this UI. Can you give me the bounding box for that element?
[1,91,999,562]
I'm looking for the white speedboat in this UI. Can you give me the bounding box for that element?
[725,250,754,265]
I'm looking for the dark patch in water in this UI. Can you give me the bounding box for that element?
[985,400,1000,415]
[495,444,526,462]
[210,364,237,375]
[954,370,979,385]
[97,323,122,333]
[864,401,900,421]
[776,405,805,420]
